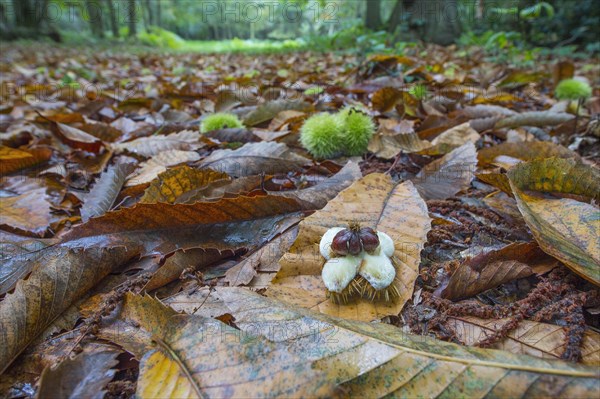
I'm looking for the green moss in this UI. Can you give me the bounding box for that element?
[299,113,345,159]
[337,107,376,156]
[555,79,592,101]
[200,113,244,133]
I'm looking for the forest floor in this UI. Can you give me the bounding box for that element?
[1,43,599,397]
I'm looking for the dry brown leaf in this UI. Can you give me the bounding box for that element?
[144,248,230,292]
[152,288,600,397]
[422,122,480,155]
[448,316,600,366]
[243,99,312,126]
[478,141,579,167]
[199,141,309,177]
[368,119,430,159]
[126,150,201,186]
[37,346,120,399]
[113,130,202,157]
[268,110,306,131]
[439,242,558,301]
[413,142,477,201]
[50,121,104,153]
[140,166,230,204]
[507,158,600,285]
[0,242,141,373]
[0,188,52,236]
[267,174,431,322]
[0,146,52,176]
[371,87,403,112]
[81,162,136,222]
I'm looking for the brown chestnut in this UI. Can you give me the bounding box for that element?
[330,224,380,256]
[359,227,380,253]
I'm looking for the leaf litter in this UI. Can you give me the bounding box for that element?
[0,45,599,397]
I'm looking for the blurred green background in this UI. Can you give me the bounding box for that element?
[1,0,598,56]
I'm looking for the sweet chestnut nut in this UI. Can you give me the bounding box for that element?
[330,223,380,256]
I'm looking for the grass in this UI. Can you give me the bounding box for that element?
[179,38,306,53]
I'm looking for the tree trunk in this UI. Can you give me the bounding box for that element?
[365,0,382,30]
[144,0,153,26]
[156,0,161,27]
[416,0,461,45]
[106,0,119,38]
[86,0,104,38]
[128,0,137,37]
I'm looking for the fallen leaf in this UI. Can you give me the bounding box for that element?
[140,166,230,204]
[0,146,52,176]
[371,87,403,112]
[243,99,312,126]
[37,346,120,399]
[507,158,600,285]
[267,174,431,322]
[439,242,558,301]
[274,161,362,208]
[133,288,600,398]
[50,121,104,153]
[0,188,52,236]
[368,119,430,159]
[115,293,335,398]
[413,142,477,201]
[143,248,232,292]
[0,242,141,373]
[478,141,579,167]
[448,316,599,366]
[113,130,202,157]
[126,150,201,186]
[81,162,136,221]
[422,122,480,155]
[199,142,309,177]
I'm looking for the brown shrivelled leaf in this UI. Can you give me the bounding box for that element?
[108,293,335,398]
[552,61,575,86]
[368,119,430,159]
[203,128,260,143]
[155,288,599,397]
[495,111,574,129]
[448,316,600,366]
[267,174,431,322]
[243,99,312,126]
[0,232,53,295]
[268,110,305,131]
[199,142,309,177]
[226,225,299,287]
[37,346,121,399]
[0,242,141,373]
[0,188,52,236]
[371,87,403,112]
[50,122,104,153]
[126,150,201,186]
[412,142,477,201]
[144,248,230,292]
[113,130,202,157]
[439,242,558,301]
[275,161,362,208]
[140,166,230,204]
[507,158,600,285]
[177,175,262,203]
[81,162,136,222]
[0,146,52,176]
[476,171,513,195]
[421,122,481,155]
[478,141,579,167]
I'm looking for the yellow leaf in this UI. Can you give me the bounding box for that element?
[266,174,431,322]
[507,158,600,285]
